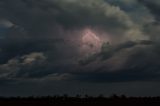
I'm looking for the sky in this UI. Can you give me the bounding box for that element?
[0,0,160,97]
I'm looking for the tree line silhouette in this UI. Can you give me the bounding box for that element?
[0,94,160,106]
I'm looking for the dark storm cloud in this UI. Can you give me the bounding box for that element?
[79,40,153,65]
[138,0,160,22]
[0,0,133,33]
[77,44,160,83]
[0,0,130,58]
[0,0,159,84]
[106,0,154,25]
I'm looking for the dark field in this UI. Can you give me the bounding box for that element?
[0,95,160,106]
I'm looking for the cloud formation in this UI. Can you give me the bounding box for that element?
[0,0,160,84]
[0,52,46,79]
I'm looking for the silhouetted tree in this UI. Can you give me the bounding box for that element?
[120,94,127,99]
[76,94,81,98]
[98,94,104,98]
[111,94,119,99]
[85,94,89,98]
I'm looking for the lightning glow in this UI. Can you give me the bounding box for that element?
[81,28,103,54]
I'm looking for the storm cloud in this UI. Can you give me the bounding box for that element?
[0,0,160,96]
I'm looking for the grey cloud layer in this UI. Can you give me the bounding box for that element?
[0,0,160,82]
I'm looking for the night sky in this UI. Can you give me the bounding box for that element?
[0,0,160,97]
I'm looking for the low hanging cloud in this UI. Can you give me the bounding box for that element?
[0,52,47,79]
[0,0,160,83]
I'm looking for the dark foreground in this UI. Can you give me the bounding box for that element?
[1,95,160,106]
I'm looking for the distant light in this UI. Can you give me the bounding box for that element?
[81,28,103,54]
